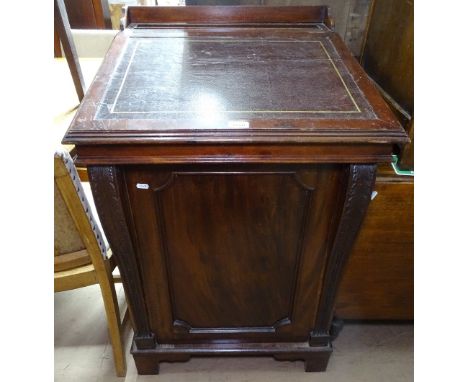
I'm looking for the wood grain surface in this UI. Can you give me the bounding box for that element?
[336,170,413,320]
[64,6,409,374]
[123,164,345,343]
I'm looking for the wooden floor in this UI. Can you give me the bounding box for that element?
[55,284,413,382]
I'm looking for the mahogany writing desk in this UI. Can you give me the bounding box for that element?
[63,6,408,374]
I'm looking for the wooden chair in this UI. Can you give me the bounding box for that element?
[54,149,127,377]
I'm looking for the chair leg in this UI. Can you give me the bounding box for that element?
[98,268,127,377]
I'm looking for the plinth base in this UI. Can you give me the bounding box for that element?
[131,341,332,374]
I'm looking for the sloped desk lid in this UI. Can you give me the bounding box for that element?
[63,25,408,145]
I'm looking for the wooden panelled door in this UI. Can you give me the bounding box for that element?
[123,164,347,343]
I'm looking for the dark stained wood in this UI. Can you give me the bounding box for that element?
[54,27,62,58]
[360,0,413,115]
[54,0,85,101]
[95,0,112,29]
[63,0,97,29]
[63,9,407,146]
[73,143,393,166]
[368,78,412,129]
[78,161,415,320]
[87,166,156,349]
[183,1,372,57]
[312,164,376,336]
[63,6,408,374]
[360,0,413,170]
[63,0,112,29]
[337,0,414,314]
[126,5,328,26]
[399,120,414,171]
[373,163,413,183]
[336,167,413,319]
[132,341,332,374]
[124,164,345,343]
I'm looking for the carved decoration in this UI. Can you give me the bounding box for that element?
[313,164,377,337]
[88,166,156,349]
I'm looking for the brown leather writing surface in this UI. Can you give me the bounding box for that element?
[96,32,373,122]
[64,21,406,144]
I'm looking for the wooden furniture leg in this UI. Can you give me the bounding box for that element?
[96,259,127,376]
